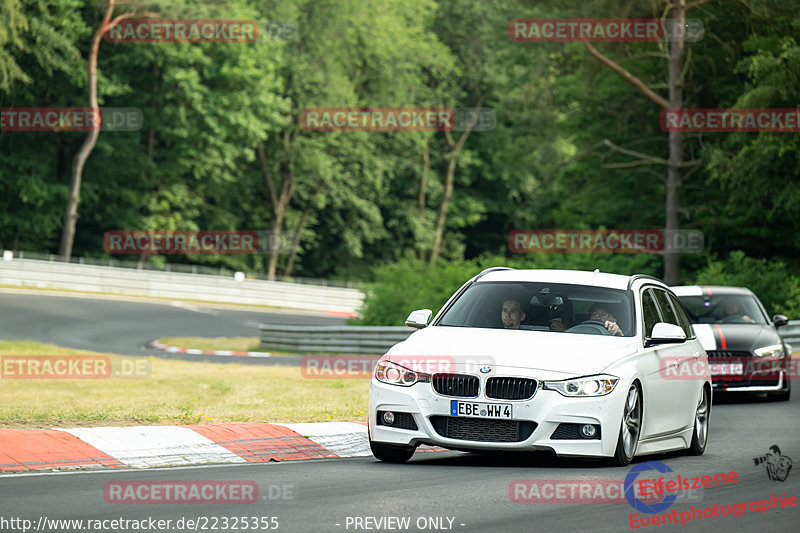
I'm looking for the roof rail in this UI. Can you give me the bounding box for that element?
[475,266,515,281]
[627,274,664,290]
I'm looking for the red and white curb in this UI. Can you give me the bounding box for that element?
[326,311,358,319]
[145,340,272,358]
[0,422,370,472]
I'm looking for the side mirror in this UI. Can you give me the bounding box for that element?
[405,309,433,329]
[646,322,687,347]
[773,314,789,328]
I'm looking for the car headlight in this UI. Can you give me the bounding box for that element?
[754,344,784,358]
[374,360,431,387]
[544,375,619,397]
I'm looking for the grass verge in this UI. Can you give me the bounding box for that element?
[0,341,368,428]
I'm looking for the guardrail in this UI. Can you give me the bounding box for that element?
[778,321,800,350]
[8,249,359,288]
[261,319,800,356]
[0,257,364,315]
[259,324,414,354]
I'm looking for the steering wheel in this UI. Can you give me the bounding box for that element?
[723,315,752,324]
[564,320,611,335]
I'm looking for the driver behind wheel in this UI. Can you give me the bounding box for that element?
[501,299,526,329]
[721,298,754,323]
[589,304,624,336]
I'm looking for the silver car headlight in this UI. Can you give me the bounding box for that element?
[544,375,619,397]
[754,344,784,358]
[374,360,431,387]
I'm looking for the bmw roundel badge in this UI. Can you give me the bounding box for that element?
[480,366,492,373]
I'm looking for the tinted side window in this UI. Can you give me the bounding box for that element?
[641,289,661,338]
[668,293,694,338]
[653,289,679,326]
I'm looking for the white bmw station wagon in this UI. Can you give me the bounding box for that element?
[368,268,711,465]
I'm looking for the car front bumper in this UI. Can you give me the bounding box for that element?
[368,376,630,458]
[710,356,790,392]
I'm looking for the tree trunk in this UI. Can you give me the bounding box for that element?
[258,138,294,281]
[58,1,156,260]
[583,0,700,284]
[418,135,430,261]
[284,181,324,276]
[430,98,483,262]
[59,0,115,260]
[138,71,159,270]
[266,171,293,280]
[664,0,685,285]
[431,154,458,261]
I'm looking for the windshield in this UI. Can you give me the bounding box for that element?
[678,294,767,325]
[437,281,635,337]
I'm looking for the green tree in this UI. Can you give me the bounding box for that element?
[706,13,800,262]
[0,0,29,91]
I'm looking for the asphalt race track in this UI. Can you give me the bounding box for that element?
[1,393,798,533]
[1,291,798,532]
[0,290,344,362]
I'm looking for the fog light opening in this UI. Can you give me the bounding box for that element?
[580,424,597,438]
[382,411,395,426]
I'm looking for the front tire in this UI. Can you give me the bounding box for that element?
[610,383,642,466]
[370,439,416,463]
[687,385,710,455]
